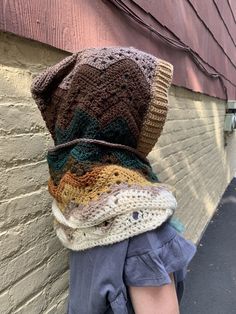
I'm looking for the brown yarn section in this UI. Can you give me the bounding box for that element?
[43,88,65,141]
[50,59,150,142]
[31,53,79,141]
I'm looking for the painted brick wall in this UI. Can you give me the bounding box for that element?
[225,130,236,178]
[148,87,230,243]
[0,32,232,313]
[0,32,69,314]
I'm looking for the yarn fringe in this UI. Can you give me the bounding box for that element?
[169,216,185,234]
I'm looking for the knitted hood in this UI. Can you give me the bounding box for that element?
[31,47,178,251]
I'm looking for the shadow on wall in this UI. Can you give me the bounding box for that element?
[147,86,229,244]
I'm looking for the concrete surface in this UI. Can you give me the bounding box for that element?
[180,177,236,314]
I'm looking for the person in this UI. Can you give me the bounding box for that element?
[31,46,197,314]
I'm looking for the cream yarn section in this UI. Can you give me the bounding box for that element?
[52,187,177,251]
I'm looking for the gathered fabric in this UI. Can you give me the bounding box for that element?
[31,46,180,251]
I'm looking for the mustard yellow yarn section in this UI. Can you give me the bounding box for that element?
[48,164,174,210]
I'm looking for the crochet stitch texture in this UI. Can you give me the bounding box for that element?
[31,47,177,251]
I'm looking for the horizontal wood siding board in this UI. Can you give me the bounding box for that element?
[0,0,235,99]
[134,0,236,90]
[187,0,236,82]
[228,0,236,23]
[214,0,236,47]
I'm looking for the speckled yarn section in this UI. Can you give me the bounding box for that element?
[31,46,180,251]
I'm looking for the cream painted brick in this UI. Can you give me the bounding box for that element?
[45,270,69,310]
[44,292,68,314]
[0,214,54,263]
[167,108,197,120]
[172,86,201,100]
[0,236,63,292]
[12,290,46,314]
[226,131,236,178]
[0,102,47,135]
[9,264,49,309]
[9,251,68,308]
[165,117,224,134]
[46,250,69,280]
[0,188,50,229]
[0,161,48,200]
[172,152,217,187]
[0,66,33,99]
[155,132,216,158]
[0,32,67,73]
[0,133,50,167]
[0,290,13,314]
[152,138,218,181]
[18,214,53,249]
[0,229,22,261]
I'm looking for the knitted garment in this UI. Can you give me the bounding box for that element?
[31,47,178,251]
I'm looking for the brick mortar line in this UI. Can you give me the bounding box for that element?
[43,290,69,314]
[0,130,48,136]
[0,183,48,203]
[0,98,35,104]
[168,106,225,112]
[155,133,217,162]
[0,212,52,239]
[163,123,224,136]
[164,119,223,132]
[10,289,45,314]
[2,159,46,172]
[0,132,49,138]
[0,186,48,205]
[166,115,225,121]
[12,286,68,314]
[9,267,69,313]
[180,174,223,214]
[0,246,68,295]
[172,145,222,184]
[160,141,218,174]
[1,157,48,170]
[169,90,226,103]
[157,127,224,152]
[176,163,226,223]
[160,144,221,185]
[162,126,224,140]
[0,96,33,102]
[0,207,50,233]
[151,142,220,183]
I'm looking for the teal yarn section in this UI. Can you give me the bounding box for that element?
[99,117,137,147]
[55,109,137,147]
[47,142,158,182]
[168,217,185,234]
[55,110,99,145]
[48,108,159,181]
[113,151,159,182]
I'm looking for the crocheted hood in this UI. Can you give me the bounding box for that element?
[31,47,178,251]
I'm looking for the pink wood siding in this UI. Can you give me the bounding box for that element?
[0,0,235,100]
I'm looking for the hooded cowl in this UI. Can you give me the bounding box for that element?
[31,47,179,251]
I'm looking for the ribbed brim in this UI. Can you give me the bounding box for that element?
[137,60,173,156]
